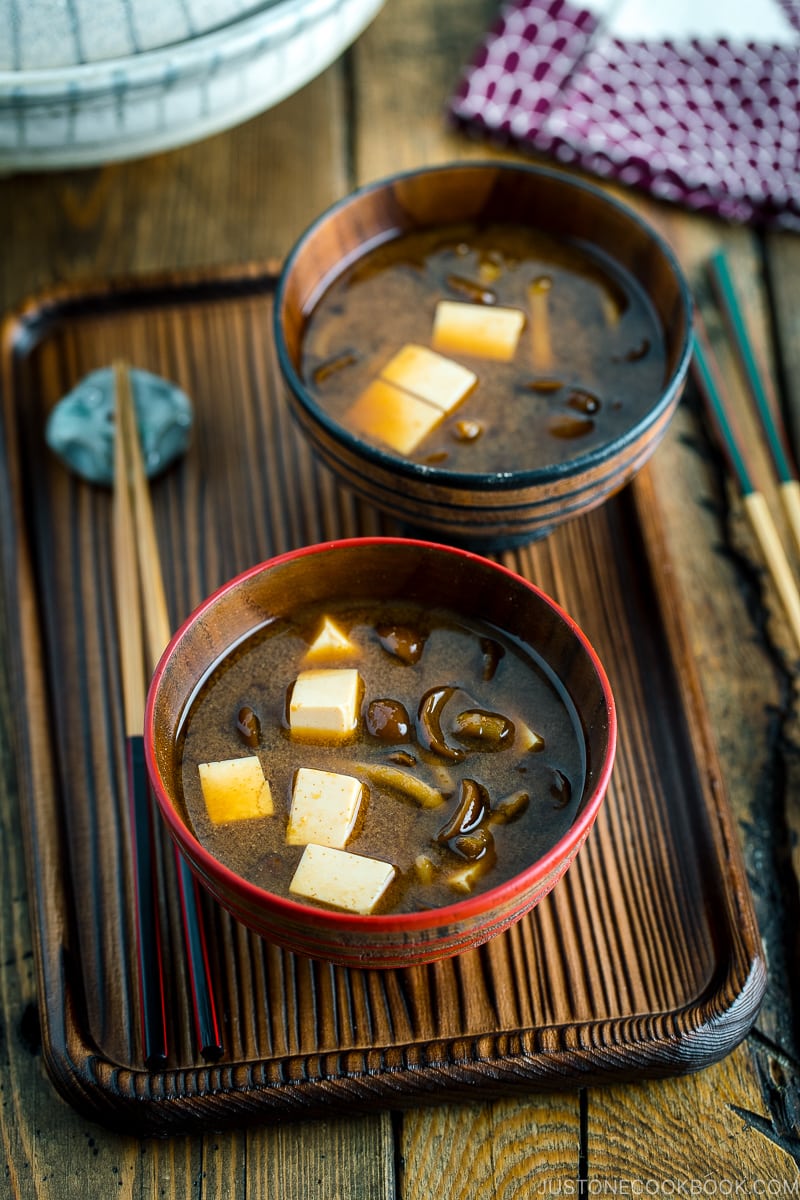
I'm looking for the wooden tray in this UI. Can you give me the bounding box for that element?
[0,264,766,1135]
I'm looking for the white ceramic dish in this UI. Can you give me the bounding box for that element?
[0,0,383,170]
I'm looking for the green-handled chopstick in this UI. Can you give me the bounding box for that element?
[692,317,800,656]
[707,249,800,559]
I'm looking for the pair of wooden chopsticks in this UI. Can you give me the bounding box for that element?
[113,361,222,1066]
[692,251,800,654]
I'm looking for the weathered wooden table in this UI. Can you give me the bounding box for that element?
[1,0,799,1193]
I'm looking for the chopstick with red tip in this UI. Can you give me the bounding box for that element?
[707,249,800,559]
[114,361,222,1062]
[692,317,800,654]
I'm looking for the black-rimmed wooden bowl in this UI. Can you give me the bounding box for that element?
[273,161,692,548]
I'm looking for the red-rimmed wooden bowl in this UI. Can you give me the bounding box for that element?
[145,538,616,969]
[273,161,692,548]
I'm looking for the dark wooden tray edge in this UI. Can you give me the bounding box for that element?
[40,952,766,1135]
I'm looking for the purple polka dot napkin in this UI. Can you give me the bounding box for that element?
[450,0,800,229]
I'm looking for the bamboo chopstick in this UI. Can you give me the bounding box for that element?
[692,317,800,655]
[115,363,172,672]
[707,249,800,559]
[113,366,168,1069]
[114,362,222,1062]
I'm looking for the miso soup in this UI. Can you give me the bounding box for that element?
[301,222,665,473]
[177,598,587,915]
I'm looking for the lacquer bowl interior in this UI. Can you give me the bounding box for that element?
[145,537,616,969]
[273,161,693,548]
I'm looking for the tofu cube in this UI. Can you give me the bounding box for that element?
[379,343,477,413]
[448,859,489,894]
[198,755,273,824]
[289,843,396,913]
[286,767,364,848]
[432,300,525,361]
[516,720,545,752]
[304,616,355,661]
[346,378,442,456]
[289,668,361,741]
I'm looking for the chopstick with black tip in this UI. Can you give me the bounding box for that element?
[115,362,223,1061]
[113,365,169,1070]
[692,319,800,654]
[707,249,800,558]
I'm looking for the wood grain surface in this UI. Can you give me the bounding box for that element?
[0,0,799,1193]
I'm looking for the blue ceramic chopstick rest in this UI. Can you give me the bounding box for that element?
[45,366,193,485]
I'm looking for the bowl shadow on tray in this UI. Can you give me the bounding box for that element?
[145,538,617,970]
[273,159,693,551]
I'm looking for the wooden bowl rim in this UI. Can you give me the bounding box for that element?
[273,160,694,492]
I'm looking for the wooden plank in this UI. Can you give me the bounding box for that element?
[400,1096,581,1198]
[763,229,800,908]
[766,233,800,475]
[589,1046,799,1183]
[404,1055,800,1192]
[249,1117,395,1198]
[353,0,510,180]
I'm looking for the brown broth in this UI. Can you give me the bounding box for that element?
[301,222,666,473]
[177,600,587,914]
